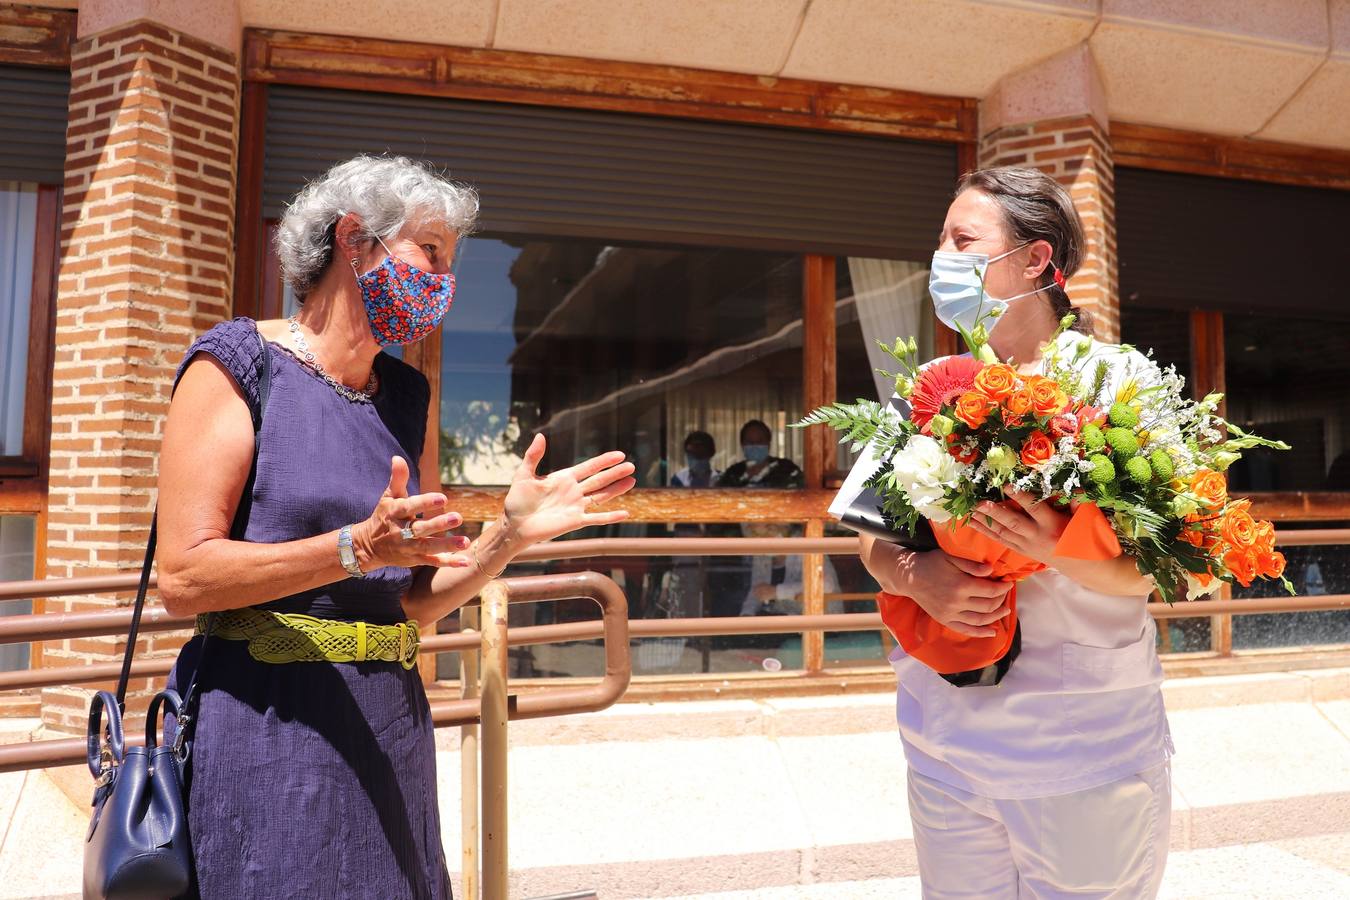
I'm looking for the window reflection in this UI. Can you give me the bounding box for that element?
[439,236,807,486]
[1223,312,1350,493]
[1,182,37,458]
[835,256,934,473]
[464,520,849,677]
[1231,535,1350,650]
[0,515,35,671]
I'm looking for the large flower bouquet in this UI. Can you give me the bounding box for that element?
[798,310,1291,679]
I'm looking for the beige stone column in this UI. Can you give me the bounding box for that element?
[978,45,1119,342]
[41,1,241,731]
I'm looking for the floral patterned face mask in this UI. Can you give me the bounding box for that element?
[353,234,456,346]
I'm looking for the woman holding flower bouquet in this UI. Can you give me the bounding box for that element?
[859,167,1175,899]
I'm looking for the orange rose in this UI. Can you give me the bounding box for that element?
[1191,470,1227,511]
[1257,550,1286,579]
[954,391,993,429]
[1219,505,1258,549]
[1019,430,1056,468]
[1223,547,1260,588]
[974,364,1017,402]
[1179,521,1206,548]
[1252,519,1276,554]
[1182,512,1221,551]
[1025,375,1069,417]
[1004,389,1033,417]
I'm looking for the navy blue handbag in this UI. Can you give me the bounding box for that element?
[83,330,270,899]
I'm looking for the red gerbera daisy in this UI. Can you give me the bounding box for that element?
[910,356,985,430]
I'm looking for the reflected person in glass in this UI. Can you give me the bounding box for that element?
[717,419,804,489]
[670,430,721,488]
[155,155,636,898]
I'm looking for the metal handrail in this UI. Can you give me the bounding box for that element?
[0,572,630,775]
[5,594,1348,695]
[4,528,1350,606]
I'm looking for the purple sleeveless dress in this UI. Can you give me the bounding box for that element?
[165,317,452,899]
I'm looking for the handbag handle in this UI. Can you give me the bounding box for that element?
[86,690,124,779]
[145,690,182,750]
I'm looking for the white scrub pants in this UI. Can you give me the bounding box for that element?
[907,763,1171,899]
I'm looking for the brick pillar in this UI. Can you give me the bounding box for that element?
[41,13,240,732]
[977,45,1119,342]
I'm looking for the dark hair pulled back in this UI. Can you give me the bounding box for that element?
[957,166,1092,334]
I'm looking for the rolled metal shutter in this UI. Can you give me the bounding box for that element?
[1117,167,1350,320]
[0,65,70,184]
[263,85,956,260]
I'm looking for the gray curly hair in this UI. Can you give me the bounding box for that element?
[276,155,480,300]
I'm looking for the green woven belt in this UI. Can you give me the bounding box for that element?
[197,608,420,670]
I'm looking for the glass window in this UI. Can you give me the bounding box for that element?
[1222,312,1350,493]
[437,236,806,488]
[1231,533,1350,650]
[1,182,37,457]
[823,519,888,669]
[465,520,831,678]
[835,256,933,472]
[0,515,36,671]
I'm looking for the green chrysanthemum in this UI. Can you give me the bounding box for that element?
[1105,427,1140,461]
[1108,402,1139,429]
[1081,422,1106,453]
[1086,454,1116,485]
[1124,455,1153,485]
[1149,449,1174,484]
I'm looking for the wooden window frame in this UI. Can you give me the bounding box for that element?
[0,184,58,671]
[1,5,75,677]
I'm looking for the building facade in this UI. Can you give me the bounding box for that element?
[1,0,1348,731]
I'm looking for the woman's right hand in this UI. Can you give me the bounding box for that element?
[862,537,1012,638]
[352,456,471,570]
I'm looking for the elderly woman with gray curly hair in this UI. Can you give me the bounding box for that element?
[156,155,635,898]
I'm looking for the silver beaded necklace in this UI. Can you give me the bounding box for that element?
[286,316,378,403]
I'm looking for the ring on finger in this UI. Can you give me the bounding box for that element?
[400,522,417,541]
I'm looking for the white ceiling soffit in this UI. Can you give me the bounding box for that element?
[1254,0,1350,148]
[782,0,1098,96]
[1090,0,1332,139]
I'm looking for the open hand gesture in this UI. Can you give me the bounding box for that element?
[502,434,636,546]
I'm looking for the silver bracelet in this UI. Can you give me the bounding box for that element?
[338,525,365,578]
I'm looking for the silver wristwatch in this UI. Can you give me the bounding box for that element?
[337,525,365,578]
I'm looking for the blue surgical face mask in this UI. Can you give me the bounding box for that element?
[743,444,770,464]
[927,244,1046,336]
[685,454,712,474]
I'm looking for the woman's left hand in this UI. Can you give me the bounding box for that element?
[501,434,637,547]
[965,486,1070,566]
